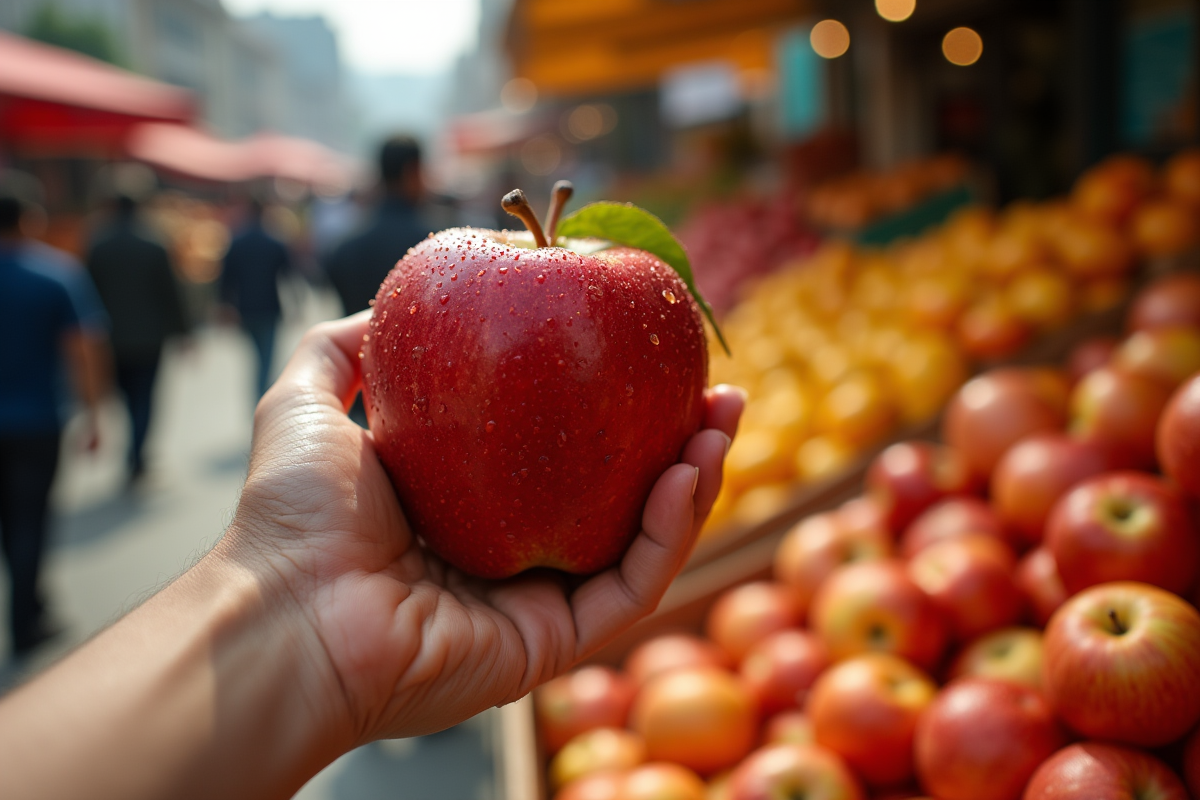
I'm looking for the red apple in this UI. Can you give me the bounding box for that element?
[810,561,948,672]
[740,630,830,717]
[948,627,1043,691]
[362,211,708,578]
[538,666,637,753]
[555,770,625,800]
[1014,547,1068,626]
[763,710,815,745]
[1045,472,1198,595]
[943,368,1068,481]
[631,667,758,776]
[705,582,805,663]
[908,534,1024,641]
[991,433,1110,548]
[1069,366,1174,470]
[1129,272,1200,332]
[866,442,978,534]
[1024,742,1189,800]
[774,511,892,616]
[1112,327,1200,389]
[1043,582,1200,746]
[623,634,729,688]
[1158,373,1200,497]
[899,497,1009,558]
[1066,336,1118,385]
[807,653,937,788]
[914,678,1065,800]
[550,727,646,789]
[622,763,707,800]
[728,743,865,800]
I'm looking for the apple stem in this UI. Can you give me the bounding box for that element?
[1108,608,1127,635]
[501,189,549,248]
[544,180,574,244]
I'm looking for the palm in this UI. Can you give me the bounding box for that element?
[235,314,740,744]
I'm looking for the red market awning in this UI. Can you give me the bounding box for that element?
[127,123,356,189]
[0,31,195,155]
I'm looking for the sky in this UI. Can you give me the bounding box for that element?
[222,0,481,75]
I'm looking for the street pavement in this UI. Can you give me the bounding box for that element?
[0,284,499,800]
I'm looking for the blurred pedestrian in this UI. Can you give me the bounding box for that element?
[325,135,430,314]
[219,199,292,399]
[86,194,190,484]
[0,195,107,657]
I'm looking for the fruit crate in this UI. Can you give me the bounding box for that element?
[493,262,1187,799]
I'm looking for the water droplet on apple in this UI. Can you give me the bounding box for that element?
[440,294,450,305]
[505,533,515,542]
[649,334,660,345]
[410,304,418,314]
[587,285,602,299]
[498,266,508,274]
[605,455,612,464]
[486,420,496,433]
[558,430,568,447]
[536,274,545,284]
[438,404,447,413]
[661,363,670,374]
[625,383,634,396]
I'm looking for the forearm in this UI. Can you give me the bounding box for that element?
[0,539,353,800]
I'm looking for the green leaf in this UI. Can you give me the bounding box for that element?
[556,202,730,356]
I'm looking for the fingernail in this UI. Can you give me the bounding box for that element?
[716,384,749,402]
[718,431,732,459]
[690,466,700,497]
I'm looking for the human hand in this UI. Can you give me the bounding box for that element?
[218,311,742,747]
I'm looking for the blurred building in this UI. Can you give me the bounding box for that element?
[0,0,354,152]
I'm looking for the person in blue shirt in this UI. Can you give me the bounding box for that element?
[219,199,292,399]
[0,195,106,657]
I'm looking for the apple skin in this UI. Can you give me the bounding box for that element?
[942,368,1068,481]
[1112,327,1200,389]
[774,510,893,617]
[549,727,646,789]
[622,634,730,688]
[1045,472,1198,596]
[991,433,1111,548]
[1014,547,1069,627]
[908,534,1024,642]
[810,561,948,672]
[807,653,937,788]
[537,665,636,753]
[362,229,707,578]
[740,629,831,717]
[1128,272,1200,332]
[948,627,1043,691]
[727,743,865,800]
[1158,374,1200,497]
[1023,742,1189,800]
[914,678,1066,800]
[705,581,805,663]
[1066,336,1117,385]
[866,442,978,534]
[900,497,1009,558]
[763,710,815,745]
[1043,582,1200,747]
[1069,366,1174,470]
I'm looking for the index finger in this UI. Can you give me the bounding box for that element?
[270,310,372,411]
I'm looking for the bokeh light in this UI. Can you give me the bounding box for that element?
[500,77,538,113]
[943,27,984,66]
[810,20,851,59]
[876,0,916,22]
[520,135,561,175]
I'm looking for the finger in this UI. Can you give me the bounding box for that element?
[679,428,730,524]
[704,384,747,440]
[569,462,700,656]
[272,310,372,411]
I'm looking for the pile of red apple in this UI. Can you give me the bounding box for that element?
[535,270,1200,800]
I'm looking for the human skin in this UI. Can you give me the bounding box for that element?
[0,311,742,800]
